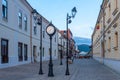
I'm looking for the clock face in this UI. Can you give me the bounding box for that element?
[46,26,55,35]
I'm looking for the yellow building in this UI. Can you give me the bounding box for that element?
[92,0,120,73]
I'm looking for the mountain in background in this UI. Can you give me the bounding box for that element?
[73,37,91,45]
[73,37,91,52]
[78,44,91,52]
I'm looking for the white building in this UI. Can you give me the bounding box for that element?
[0,0,58,68]
[58,31,67,58]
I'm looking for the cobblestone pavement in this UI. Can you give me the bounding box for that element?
[0,59,120,80]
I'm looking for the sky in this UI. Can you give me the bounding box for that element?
[27,0,103,39]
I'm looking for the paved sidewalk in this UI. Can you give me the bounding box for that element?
[0,59,120,80]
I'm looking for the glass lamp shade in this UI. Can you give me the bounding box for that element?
[72,7,77,18]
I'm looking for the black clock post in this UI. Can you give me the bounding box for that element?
[46,22,56,77]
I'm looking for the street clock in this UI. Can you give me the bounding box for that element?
[46,23,56,36]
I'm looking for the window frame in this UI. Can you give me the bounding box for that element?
[24,15,27,31]
[18,11,22,29]
[34,26,37,35]
[108,37,111,52]
[24,44,28,61]
[2,0,8,20]
[1,38,9,63]
[115,32,118,47]
[18,42,23,61]
[43,31,45,38]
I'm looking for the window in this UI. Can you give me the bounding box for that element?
[18,42,23,61]
[108,37,111,51]
[24,44,28,61]
[2,0,7,19]
[34,26,37,35]
[33,46,37,62]
[42,47,44,57]
[1,39,8,63]
[18,11,22,28]
[54,50,56,56]
[24,16,27,31]
[43,31,45,38]
[114,32,118,47]
[55,36,56,42]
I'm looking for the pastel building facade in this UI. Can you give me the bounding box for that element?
[58,30,67,58]
[92,0,120,73]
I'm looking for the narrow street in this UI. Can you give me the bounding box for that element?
[1,0,120,80]
[0,59,120,80]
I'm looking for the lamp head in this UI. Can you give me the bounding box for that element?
[72,7,77,18]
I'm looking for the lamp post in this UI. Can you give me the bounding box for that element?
[65,7,77,75]
[60,36,63,65]
[32,9,43,75]
[39,16,44,75]
[46,22,56,77]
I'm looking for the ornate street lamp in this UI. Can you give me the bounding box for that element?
[32,9,43,75]
[65,7,77,75]
[46,22,56,77]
